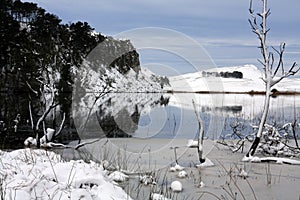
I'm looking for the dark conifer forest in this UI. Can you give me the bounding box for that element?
[0,0,141,147]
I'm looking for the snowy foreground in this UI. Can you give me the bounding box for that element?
[1,139,300,200]
[0,149,132,200]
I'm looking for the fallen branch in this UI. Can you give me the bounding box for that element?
[242,155,300,165]
[74,138,101,150]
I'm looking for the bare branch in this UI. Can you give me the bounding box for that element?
[290,62,300,74]
[35,103,58,131]
[55,112,66,137]
[271,62,299,87]
[28,100,34,130]
[272,44,284,77]
[42,121,46,135]
[35,86,58,131]
[26,81,38,95]
[75,138,101,150]
[266,9,271,16]
[257,59,265,67]
[269,52,274,70]
[249,0,254,14]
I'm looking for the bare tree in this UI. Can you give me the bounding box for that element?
[26,80,65,148]
[246,0,299,157]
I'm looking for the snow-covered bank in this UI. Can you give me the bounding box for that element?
[0,149,132,200]
[168,64,300,93]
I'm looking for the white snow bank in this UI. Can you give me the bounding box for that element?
[0,149,132,200]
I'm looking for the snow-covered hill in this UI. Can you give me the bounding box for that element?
[75,60,169,93]
[168,64,300,93]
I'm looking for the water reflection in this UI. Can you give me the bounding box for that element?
[1,91,300,149]
[72,93,171,140]
[71,92,300,141]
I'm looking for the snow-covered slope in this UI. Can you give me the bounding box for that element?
[75,60,167,93]
[168,64,300,93]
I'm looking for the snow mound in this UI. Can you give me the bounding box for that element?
[170,180,183,192]
[174,163,184,171]
[108,171,129,182]
[0,149,132,200]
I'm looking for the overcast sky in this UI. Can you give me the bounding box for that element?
[23,0,300,75]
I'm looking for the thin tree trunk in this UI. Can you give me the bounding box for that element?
[246,0,271,157]
[192,100,205,163]
[246,84,271,156]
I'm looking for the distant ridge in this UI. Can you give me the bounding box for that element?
[166,65,300,94]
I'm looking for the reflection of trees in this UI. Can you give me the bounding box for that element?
[92,94,169,138]
[97,105,140,138]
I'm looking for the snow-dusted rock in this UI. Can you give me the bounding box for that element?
[169,163,184,172]
[169,166,176,172]
[24,128,56,147]
[177,170,188,178]
[139,175,156,185]
[24,137,36,146]
[170,180,183,192]
[174,163,184,171]
[198,181,205,188]
[239,169,248,178]
[109,171,129,182]
[151,193,171,200]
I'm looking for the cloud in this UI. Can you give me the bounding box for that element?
[21,0,300,70]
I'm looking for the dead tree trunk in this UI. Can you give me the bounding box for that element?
[246,0,299,157]
[192,100,206,163]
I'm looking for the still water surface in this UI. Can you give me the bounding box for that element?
[1,92,299,149]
